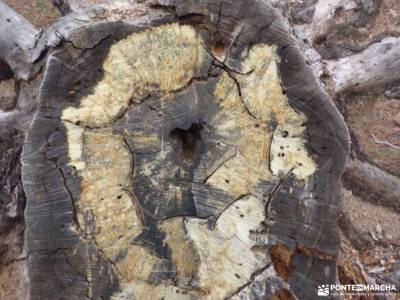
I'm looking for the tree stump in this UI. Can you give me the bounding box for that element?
[3,0,350,299]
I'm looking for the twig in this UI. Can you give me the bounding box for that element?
[371,133,400,150]
[355,257,376,286]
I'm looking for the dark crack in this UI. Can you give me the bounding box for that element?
[201,149,236,184]
[54,30,113,60]
[122,187,146,228]
[224,262,273,299]
[211,193,258,229]
[214,0,224,40]
[45,154,124,280]
[268,120,279,174]
[122,135,135,181]
[60,250,94,300]
[264,168,294,218]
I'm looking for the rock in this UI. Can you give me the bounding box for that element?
[370,229,378,241]
[376,223,383,235]
[390,99,400,108]
[388,258,396,265]
[394,112,400,126]
[385,232,394,240]
[385,86,400,99]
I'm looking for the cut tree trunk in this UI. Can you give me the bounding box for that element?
[1,1,351,299]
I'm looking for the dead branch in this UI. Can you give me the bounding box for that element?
[0,1,42,80]
[371,133,400,150]
[344,159,400,210]
[326,37,400,94]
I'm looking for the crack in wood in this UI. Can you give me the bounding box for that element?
[224,263,273,299]
[264,167,295,218]
[201,150,236,184]
[45,149,125,281]
[60,250,94,300]
[122,187,146,228]
[210,192,258,229]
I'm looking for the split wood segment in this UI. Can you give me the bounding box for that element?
[20,1,349,299]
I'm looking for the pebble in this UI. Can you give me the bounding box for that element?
[390,99,400,108]
[376,223,382,235]
[394,112,400,127]
[370,230,378,241]
[385,86,400,99]
[384,232,393,240]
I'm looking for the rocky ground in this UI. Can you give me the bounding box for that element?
[0,0,399,299]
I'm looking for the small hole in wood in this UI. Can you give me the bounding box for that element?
[170,122,203,162]
[212,41,226,56]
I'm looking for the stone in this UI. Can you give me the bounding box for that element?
[394,112,400,126]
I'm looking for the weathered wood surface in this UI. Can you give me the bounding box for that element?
[344,159,400,211]
[326,36,400,94]
[0,1,41,80]
[0,0,351,299]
